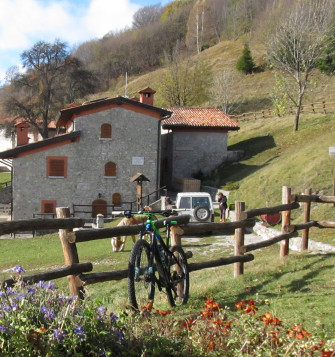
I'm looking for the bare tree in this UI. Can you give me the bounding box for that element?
[267,0,335,131]
[3,40,96,138]
[160,48,212,106]
[132,4,163,29]
[210,69,243,114]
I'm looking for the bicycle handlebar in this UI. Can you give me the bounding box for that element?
[112,209,185,219]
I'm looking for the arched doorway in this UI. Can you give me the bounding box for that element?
[92,199,107,217]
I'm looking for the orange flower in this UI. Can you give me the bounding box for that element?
[234,300,246,311]
[141,301,153,311]
[200,309,214,318]
[207,340,215,351]
[181,318,196,329]
[321,349,335,357]
[244,300,258,315]
[205,299,220,311]
[260,312,282,326]
[156,309,170,316]
[288,324,311,340]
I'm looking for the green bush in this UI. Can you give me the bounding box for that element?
[236,44,255,75]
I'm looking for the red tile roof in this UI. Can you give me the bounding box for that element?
[162,107,239,130]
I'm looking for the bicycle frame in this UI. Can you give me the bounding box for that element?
[139,215,183,294]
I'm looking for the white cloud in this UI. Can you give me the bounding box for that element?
[0,0,141,84]
[83,0,139,38]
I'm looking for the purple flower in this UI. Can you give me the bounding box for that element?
[13,266,25,274]
[113,329,125,342]
[0,325,8,332]
[27,287,36,295]
[36,281,45,288]
[110,312,119,323]
[45,281,56,290]
[74,325,84,335]
[0,291,5,298]
[53,329,66,341]
[6,287,16,296]
[97,306,106,319]
[41,306,55,319]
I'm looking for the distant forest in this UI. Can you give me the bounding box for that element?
[73,0,295,92]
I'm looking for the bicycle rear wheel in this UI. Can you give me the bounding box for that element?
[166,245,189,307]
[128,239,154,310]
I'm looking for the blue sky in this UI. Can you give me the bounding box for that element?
[0,0,169,85]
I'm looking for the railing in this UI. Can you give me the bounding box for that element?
[230,100,335,121]
[1,185,334,300]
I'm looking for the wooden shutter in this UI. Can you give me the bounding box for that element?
[105,162,116,176]
[42,200,56,213]
[47,157,67,177]
[101,123,112,138]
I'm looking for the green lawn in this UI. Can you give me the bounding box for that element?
[1,223,334,334]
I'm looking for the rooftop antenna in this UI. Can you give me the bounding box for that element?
[124,72,128,98]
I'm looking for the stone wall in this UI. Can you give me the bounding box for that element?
[12,107,162,220]
[171,131,228,179]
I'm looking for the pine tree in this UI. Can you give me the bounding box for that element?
[236,44,255,75]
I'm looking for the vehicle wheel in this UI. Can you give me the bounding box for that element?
[128,239,154,310]
[166,245,189,307]
[194,205,210,222]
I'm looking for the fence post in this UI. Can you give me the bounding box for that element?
[56,207,85,299]
[301,188,312,250]
[234,201,245,277]
[280,187,291,258]
[323,101,327,114]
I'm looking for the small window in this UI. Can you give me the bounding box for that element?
[105,162,116,177]
[41,200,56,214]
[101,123,112,138]
[112,193,121,206]
[47,157,67,178]
[179,197,191,209]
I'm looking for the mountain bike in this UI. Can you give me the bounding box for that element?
[125,209,189,310]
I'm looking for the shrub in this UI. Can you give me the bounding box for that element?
[236,44,255,75]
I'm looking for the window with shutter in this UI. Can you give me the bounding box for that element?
[101,123,112,138]
[41,200,56,214]
[105,162,116,177]
[47,157,67,178]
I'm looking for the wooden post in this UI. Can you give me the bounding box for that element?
[280,187,291,258]
[56,207,85,299]
[234,201,245,277]
[323,101,327,114]
[301,188,311,250]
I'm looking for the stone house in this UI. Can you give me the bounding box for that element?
[0,88,240,220]
[0,89,171,219]
[161,107,240,187]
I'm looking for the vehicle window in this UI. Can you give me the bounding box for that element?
[179,197,191,209]
[192,197,210,208]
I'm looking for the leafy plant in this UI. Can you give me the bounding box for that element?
[0,266,126,356]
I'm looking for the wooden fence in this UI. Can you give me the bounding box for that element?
[1,186,335,299]
[230,100,335,121]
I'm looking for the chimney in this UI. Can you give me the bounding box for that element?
[138,87,156,106]
[15,121,30,146]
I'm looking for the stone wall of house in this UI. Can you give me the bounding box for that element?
[12,107,162,220]
[171,131,228,181]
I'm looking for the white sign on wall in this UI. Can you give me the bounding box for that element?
[329,146,335,156]
[132,157,145,165]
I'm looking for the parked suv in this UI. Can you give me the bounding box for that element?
[175,192,214,222]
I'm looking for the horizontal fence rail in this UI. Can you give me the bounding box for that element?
[1,186,335,299]
[230,101,335,121]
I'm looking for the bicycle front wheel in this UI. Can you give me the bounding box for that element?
[166,245,189,307]
[128,239,154,310]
